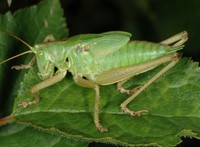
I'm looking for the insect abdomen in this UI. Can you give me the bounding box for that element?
[68,41,181,82]
[96,41,181,71]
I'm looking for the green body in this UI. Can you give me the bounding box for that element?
[68,41,180,85]
[32,31,181,84]
[32,31,131,80]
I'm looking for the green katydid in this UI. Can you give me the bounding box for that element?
[0,30,188,132]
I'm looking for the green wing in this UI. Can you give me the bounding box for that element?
[78,31,132,58]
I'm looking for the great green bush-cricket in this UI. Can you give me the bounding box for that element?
[0,30,188,132]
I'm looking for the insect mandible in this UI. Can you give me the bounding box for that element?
[0,30,188,132]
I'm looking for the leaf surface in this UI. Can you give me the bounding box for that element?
[0,123,88,147]
[12,58,200,146]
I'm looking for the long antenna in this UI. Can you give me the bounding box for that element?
[0,50,33,64]
[0,29,33,50]
[0,29,34,64]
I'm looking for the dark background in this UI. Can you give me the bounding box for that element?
[0,0,200,62]
[0,0,200,146]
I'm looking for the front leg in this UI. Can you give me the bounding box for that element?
[11,56,35,70]
[18,71,66,108]
[74,75,108,132]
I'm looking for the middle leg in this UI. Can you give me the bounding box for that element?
[74,75,108,132]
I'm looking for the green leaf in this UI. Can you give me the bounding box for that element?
[0,124,88,147]
[0,12,17,115]
[10,58,200,147]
